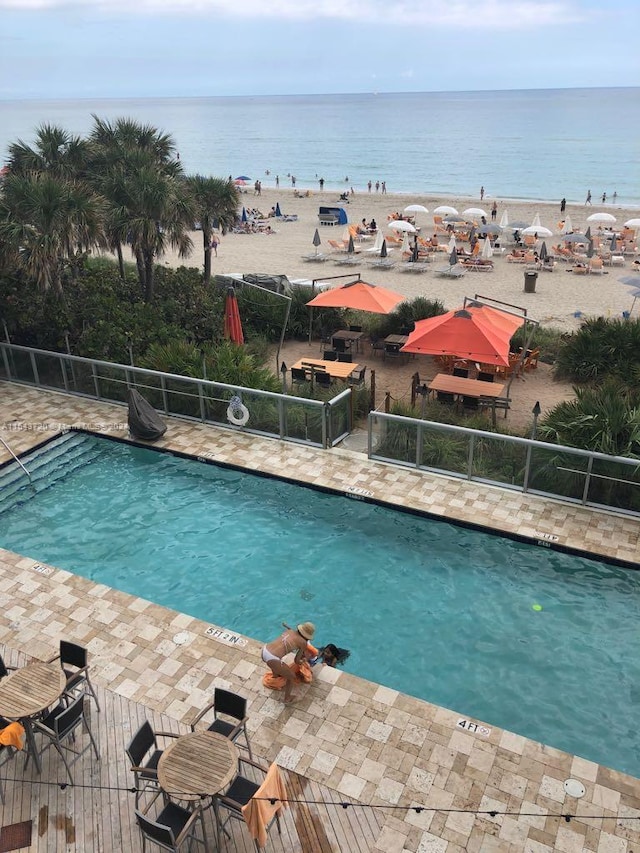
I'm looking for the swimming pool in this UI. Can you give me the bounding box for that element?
[1,431,639,777]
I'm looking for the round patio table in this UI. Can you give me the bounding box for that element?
[157,730,238,801]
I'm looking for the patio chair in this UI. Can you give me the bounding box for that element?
[477,372,495,383]
[215,758,285,852]
[436,391,455,405]
[190,688,253,759]
[314,371,333,388]
[291,368,309,385]
[135,792,208,853]
[0,719,22,805]
[452,366,469,378]
[126,720,180,807]
[32,694,99,785]
[332,337,347,352]
[0,653,17,680]
[47,640,100,712]
[323,350,337,361]
[337,353,352,363]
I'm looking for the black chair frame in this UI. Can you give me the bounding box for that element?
[48,640,100,712]
[126,720,180,807]
[190,688,253,759]
[33,694,99,785]
[135,791,208,853]
[214,757,283,852]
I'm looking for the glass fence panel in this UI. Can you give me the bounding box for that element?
[32,352,69,390]
[93,366,130,403]
[471,435,528,487]
[61,360,98,396]
[370,413,418,465]
[281,398,324,445]
[419,424,470,477]
[587,458,640,513]
[527,446,590,501]
[128,371,165,410]
[327,395,351,445]
[163,377,203,419]
[3,349,35,383]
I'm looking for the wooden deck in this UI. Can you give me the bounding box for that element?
[0,647,385,852]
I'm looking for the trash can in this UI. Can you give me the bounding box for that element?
[524,270,538,293]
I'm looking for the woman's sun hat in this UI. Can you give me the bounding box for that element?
[297,622,315,640]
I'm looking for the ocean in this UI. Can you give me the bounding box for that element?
[1,88,638,206]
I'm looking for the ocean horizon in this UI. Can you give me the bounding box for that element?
[1,87,639,206]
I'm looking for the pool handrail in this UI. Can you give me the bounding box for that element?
[0,434,32,483]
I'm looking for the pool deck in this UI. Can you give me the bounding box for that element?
[1,382,639,853]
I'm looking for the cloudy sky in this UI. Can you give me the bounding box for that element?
[1,0,638,100]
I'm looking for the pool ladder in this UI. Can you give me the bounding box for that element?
[0,434,32,484]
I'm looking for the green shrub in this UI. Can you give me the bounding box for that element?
[554,317,640,382]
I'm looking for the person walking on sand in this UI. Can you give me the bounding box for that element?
[319,177,324,191]
[375,180,380,193]
[381,181,386,194]
[480,186,485,201]
[602,192,607,204]
[491,201,497,221]
[210,234,219,256]
[560,197,566,213]
[367,180,372,193]
[613,191,617,203]
[262,622,315,704]
[275,175,279,188]
[585,190,592,205]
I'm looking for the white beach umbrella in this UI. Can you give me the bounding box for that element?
[587,212,617,223]
[624,218,640,228]
[372,229,383,251]
[401,231,411,253]
[560,216,573,234]
[388,220,417,233]
[434,205,459,216]
[404,204,429,214]
[531,212,542,228]
[522,225,553,237]
[499,209,509,229]
[447,235,457,253]
[481,237,493,259]
[463,207,487,218]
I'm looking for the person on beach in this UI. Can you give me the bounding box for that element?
[210,234,219,256]
[381,181,386,194]
[602,192,607,204]
[480,186,485,200]
[613,191,617,203]
[560,198,566,213]
[585,190,592,205]
[262,622,315,703]
[375,180,380,192]
[275,175,279,188]
[491,202,497,220]
[291,176,296,187]
[367,180,372,193]
[319,177,324,191]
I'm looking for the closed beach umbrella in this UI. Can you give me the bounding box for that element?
[370,229,383,253]
[312,228,322,252]
[585,226,592,240]
[560,216,573,234]
[347,234,355,254]
[411,241,420,262]
[306,279,404,314]
[241,207,247,222]
[275,202,282,217]
[587,212,616,223]
[610,235,618,252]
[540,242,549,261]
[401,231,411,253]
[531,213,542,228]
[449,248,458,267]
[481,237,493,259]
[401,307,524,366]
[499,209,509,229]
[388,220,416,233]
[380,239,388,258]
[447,235,457,254]
[434,205,459,216]
[587,240,594,258]
[223,288,244,345]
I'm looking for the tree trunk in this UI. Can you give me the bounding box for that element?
[203,229,212,284]
[135,248,146,295]
[116,242,125,281]
[144,250,155,302]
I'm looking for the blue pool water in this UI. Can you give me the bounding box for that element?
[1,432,639,777]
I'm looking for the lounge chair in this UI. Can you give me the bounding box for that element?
[588,257,604,274]
[435,263,465,278]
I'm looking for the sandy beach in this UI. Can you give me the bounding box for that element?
[160,187,639,332]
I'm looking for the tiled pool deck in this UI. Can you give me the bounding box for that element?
[1,382,639,853]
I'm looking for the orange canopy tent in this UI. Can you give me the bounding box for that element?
[306,278,404,314]
[223,287,244,345]
[401,306,524,366]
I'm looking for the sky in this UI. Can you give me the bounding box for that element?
[0,0,638,100]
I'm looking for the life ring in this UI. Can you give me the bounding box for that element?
[226,395,249,427]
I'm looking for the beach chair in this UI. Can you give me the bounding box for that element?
[588,257,604,274]
[435,263,465,278]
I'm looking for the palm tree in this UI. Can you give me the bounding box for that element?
[0,172,106,294]
[88,116,194,300]
[185,175,239,283]
[8,123,92,180]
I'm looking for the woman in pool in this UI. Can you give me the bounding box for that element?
[262,622,315,703]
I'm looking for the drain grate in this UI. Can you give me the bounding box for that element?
[0,820,33,852]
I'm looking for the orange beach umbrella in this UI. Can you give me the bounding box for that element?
[401,306,524,366]
[306,279,404,314]
[223,287,244,345]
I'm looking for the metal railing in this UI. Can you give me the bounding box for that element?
[0,433,32,482]
[0,343,352,449]
[368,411,640,517]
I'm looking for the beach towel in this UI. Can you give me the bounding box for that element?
[262,658,313,690]
[0,721,25,750]
[241,762,287,848]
